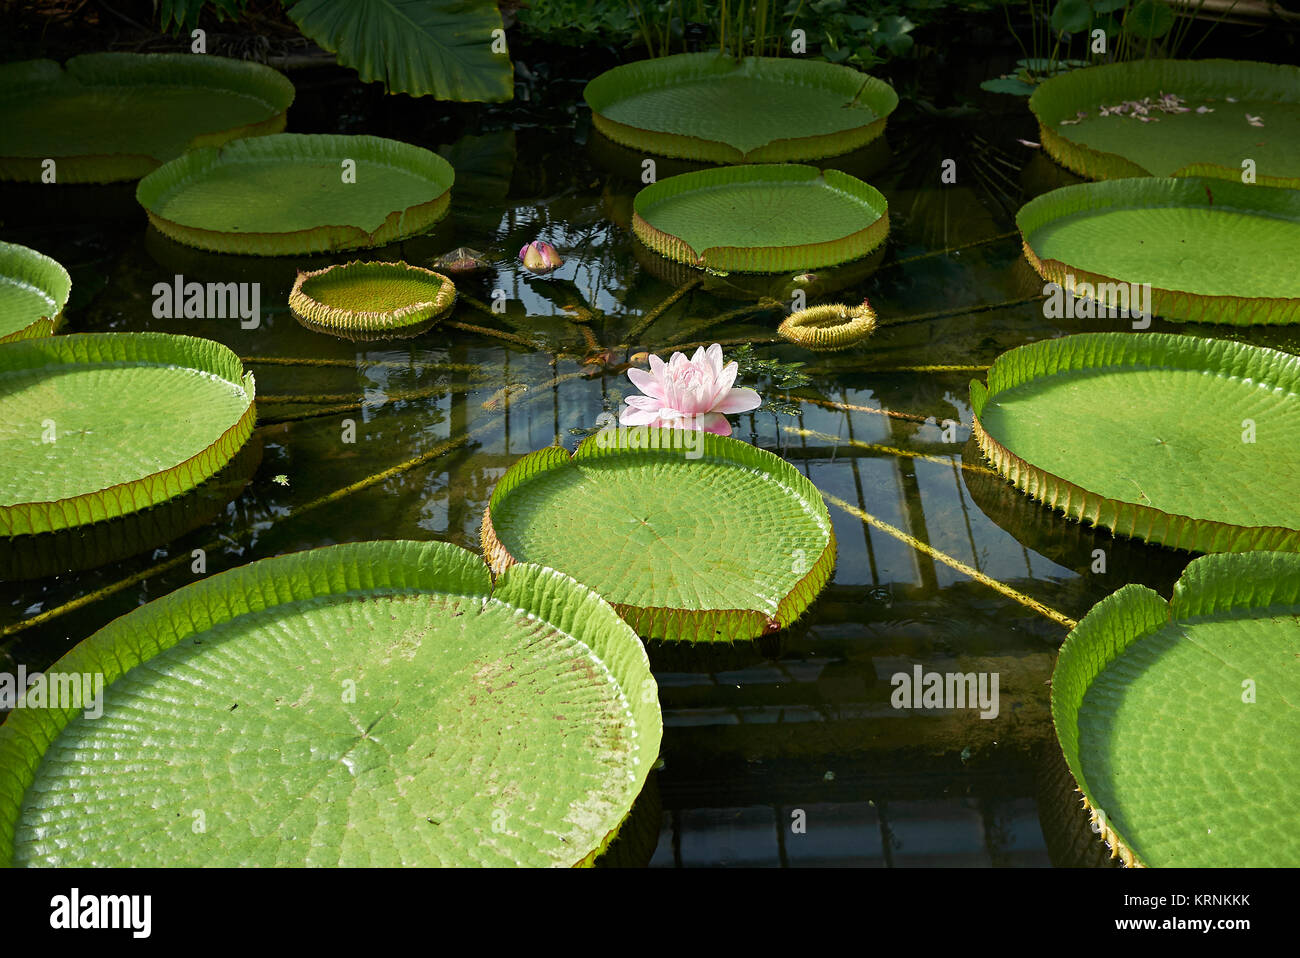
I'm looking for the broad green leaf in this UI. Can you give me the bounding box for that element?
[584,53,898,163]
[1018,177,1300,324]
[0,241,71,343]
[0,332,256,536]
[633,164,889,274]
[1050,0,1093,33]
[0,541,661,867]
[1053,551,1300,866]
[1122,0,1174,38]
[971,332,1300,553]
[136,133,455,255]
[483,430,837,642]
[1029,59,1300,187]
[0,53,293,184]
[284,0,513,102]
[289,261,458,340]
[981,76,1037,96]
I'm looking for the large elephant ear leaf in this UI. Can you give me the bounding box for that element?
[285,0,514,102]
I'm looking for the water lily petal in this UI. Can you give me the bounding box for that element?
[714,386,761,414]
[695,412,732,435]
[627,366,665,400]
[619,406,660,426]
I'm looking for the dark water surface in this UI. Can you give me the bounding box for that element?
[3,49,1297,868]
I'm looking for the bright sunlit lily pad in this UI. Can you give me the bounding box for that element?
[584,53,898,163]
[0,53,294,183]
[970,332,1300,553]
[0,540,661,867]
[633,164,889,273]
[0,241,71,343]
[1053,550,1300,867]
[136,134,454,255]
[482,429,837,642]
[0,332,256,536]
[1019,177,1300,325]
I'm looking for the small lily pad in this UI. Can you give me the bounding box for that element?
[778,302,878,351]
[289,261,457,340]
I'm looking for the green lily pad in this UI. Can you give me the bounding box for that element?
[1052,550,1300,867]
[0,241,72,343]
[970,332,1300,553]
[0,540,661,867]
[289,261,457,341]
[777,302,878,351]
[482,429,837,642]
[0,332,256,536]
[0,53,294,184]
[584,53,898,163]
[1018,177,1300,325]
[1029,59,1300,187]
[136,134,454,255]
[633,164,889,274]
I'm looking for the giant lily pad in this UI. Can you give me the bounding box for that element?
[482,429,837,642]
[0,53,294,184]
[136,134,454,255]
[0,540,661,867]
[1052,550,1300,867]
[633,165,889,274]
[1029,59,1300,188]
[584,53,897,163]
[289,261,457,340]
[0,241,72,343]
[0,332,256,536]
[1018,178,1300,325]
[970,332,1300,554]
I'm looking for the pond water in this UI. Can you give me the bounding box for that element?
[3,44,1298,868]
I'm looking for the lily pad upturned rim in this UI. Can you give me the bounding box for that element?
[0,539,661,868]
[0,53,295,184]
[1018,177,1300,325]
[0,332,256,537]
[135,133,455,255]
[0,240,72,343]
[288,261,457,339]
[1051,550,1300,868]
[777,302,878,351]
[1029,58,1300,188]
[632,164,890,274]
[583,53,899,163]
[481,429,837,643]
[969,331,1300,554]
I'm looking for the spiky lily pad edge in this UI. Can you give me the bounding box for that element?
[778,302,877,351]
[135,134,454,255]
[632,165,890,274]
[0,332,257,537]
[0,241,73,343]
[584,53,898,163]
[1017,178,1300,325]
[289,261,457,339]
[481,430,837,643]
[969,331,1300,554]
[1028,58,1300,188]
[1051,550,1300,867]
[0,53,294,184]
[0,540,662,868]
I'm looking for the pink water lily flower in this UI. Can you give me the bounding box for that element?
[620,344,761,436]
[519,240,564,273]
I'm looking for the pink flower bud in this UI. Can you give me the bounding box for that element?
[519,240,564,273]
